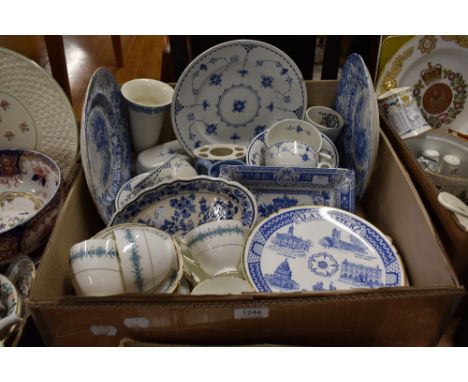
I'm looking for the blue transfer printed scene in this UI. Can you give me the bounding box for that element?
[319,228,367,254]
[268,225,311,257]
[338,259,383,288]
[264,259,299,291]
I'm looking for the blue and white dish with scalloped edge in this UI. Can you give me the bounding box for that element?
[335,53,379,200]
[243,206,405,293]
[220,165,355,217]
[109,176,258,236]
[171,39,307,157]
[246,129,339,168]
[81,68,132,223]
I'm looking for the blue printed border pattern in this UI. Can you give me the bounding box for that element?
[245,207,401,292]
[128,101,167,114]
[70,246,118,264]
[124,229,145,292]
[187,225,244,248]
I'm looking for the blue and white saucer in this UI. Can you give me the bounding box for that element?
[243,206,405,293]
[246,129,339,168]
[171,40,307,156]
[81,68,132,223]
[335,53,379,200]
[109,176,258,236]
[114,172,149,211]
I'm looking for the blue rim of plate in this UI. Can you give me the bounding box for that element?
[171,39,307,157]
[335,53,379,200]
[81,68,132,223]
[109,175,259,235]
[245,129,339,167]
[243,206,404,292]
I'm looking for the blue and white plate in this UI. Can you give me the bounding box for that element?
[243,206,405,293]
[81,68,132,223]
[109,176,258,236]
[220,165,355,217]
[335,53,379,200]
[114,172,149,211]
[171,39,307,156]
[246,129,339,168]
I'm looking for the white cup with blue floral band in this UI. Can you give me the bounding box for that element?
[69,239,124,296]
[265,141,319,167]
[121,79,174,153]
[265,119,322,152]
[113,228,179,293]
[182,220,249,277]
[305,106,345,142]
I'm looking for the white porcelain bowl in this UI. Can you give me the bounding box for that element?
[0,149,63,263]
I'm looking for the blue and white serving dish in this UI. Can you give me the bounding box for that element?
[335,53,379,200]
[246,129,339,168]
[109,176,258,236]
[171,39,307,156]
[243,206,405,293]
[81,68,132,224]
[114,172,149,211]
[219,165,356,217]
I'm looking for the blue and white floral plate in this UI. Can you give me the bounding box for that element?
[114,172,149,211]
[109,176,258,236]
[220,165,355,217]
[246,129,339,168]
[81,68,132,223]
[171,39,307,156]
[335,53,379,200]
[243,206,405,293]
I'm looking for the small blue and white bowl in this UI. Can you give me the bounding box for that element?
[265,141,318,167]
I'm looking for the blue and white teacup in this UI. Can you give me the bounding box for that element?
[265,141,319,167]
[121,79,174,154]
[195,159,246,177]
[305,106,344,142]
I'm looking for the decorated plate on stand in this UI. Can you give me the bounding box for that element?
[81,68,132,224]
[243,206,405,293]
[377,35,468,139]
[171,39,307,156]
[245,129,339,167]
[0,48,78,183]
[335,53,379,200]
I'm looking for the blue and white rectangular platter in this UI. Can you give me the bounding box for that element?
[219,165,356,219]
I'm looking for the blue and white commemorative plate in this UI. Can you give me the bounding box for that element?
[245,129,339,167]
[243,206,405,293]
[335,53,379,200]
[109,176,258,236]
[81,68,132,224]
[220,165,355,217]
[171,40,307,156]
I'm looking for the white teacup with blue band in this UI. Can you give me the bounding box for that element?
[121,78,174,153]
[305,106,344,142]
[265,141,318,167]
[182,220,248,277]
[265,119,322,152]
[113,228,178,293]
[69,239,124,296]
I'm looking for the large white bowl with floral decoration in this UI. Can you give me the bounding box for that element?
[0,149,62,263]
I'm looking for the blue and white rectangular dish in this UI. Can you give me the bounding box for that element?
[219,165,356,218]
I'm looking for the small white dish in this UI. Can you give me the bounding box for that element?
[115,172,149,211]
[438,192,468,219]
[136,140,191,175]
[5,254,36,298]
[191,276,254,295]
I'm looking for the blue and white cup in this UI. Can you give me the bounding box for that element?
[265,141,318,167]
[121,79,174,153]
[182,220,248,277]
[195,159,245,177]
[305,106,344,142]
[69,239,124,296]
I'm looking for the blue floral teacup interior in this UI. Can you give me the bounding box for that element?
[265,141,318,168]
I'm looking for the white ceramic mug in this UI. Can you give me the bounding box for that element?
[182,220,248,277]
[305,106,344,142]
[121,79,174,153]
[113,228,179,293]
[69,239,124,296]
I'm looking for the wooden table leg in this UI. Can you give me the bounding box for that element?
[43,35,72,100]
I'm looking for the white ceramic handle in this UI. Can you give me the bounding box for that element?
[438,192,468,219]
[0,314,22,333]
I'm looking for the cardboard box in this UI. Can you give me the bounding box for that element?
[380,121,468,286]
[27,81,463,346]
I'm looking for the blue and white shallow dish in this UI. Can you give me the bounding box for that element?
[109,176,258,236]
[220,165,356,217]
[81,68,132,223]
[243,206,405,293]
[171,39,307,156]
[114,172,149,211]
[335,53,379,200]
[246,129,339,168]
